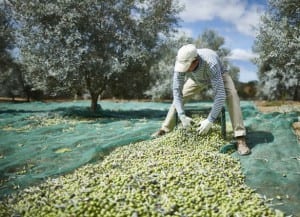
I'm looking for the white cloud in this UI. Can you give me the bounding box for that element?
[227,49,258,61]
[235,5,262,36]
[180,0,242,21]
[179,0,264,37]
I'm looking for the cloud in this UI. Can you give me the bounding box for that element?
[179,0,264,37]
[235,5,262,36]
[227,49,258,61]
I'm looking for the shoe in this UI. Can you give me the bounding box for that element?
[151,129,166,138]
[236,136,251,155]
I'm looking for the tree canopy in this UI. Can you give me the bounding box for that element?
[0,1,22,99]
[253,0,300,100]
[10,0,182,110]
[0,1,13,70]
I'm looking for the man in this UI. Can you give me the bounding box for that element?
[152,44,251,155]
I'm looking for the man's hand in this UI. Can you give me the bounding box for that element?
[197,119,213,135]
[179,114,193,128]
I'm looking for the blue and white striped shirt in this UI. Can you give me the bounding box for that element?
[173,48,226,123]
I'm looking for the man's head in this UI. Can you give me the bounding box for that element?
[174,44,199,72]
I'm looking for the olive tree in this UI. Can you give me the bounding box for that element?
[10,0,181,110]
[253,0,300,100]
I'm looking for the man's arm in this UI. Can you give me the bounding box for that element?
[197,63,225,135]
[172,71,194,128]
[207,64,226,123]
[172,71,185,116]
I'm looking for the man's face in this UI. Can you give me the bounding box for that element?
[186,58,199,72]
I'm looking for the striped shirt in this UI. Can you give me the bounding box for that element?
[173,48,226,123]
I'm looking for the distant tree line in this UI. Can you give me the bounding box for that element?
[1,0,297,111]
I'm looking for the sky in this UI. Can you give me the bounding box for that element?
[176,0,267,82]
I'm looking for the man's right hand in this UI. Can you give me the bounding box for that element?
[196,119,213,135]
[179,114,193,128]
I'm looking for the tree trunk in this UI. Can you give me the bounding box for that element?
[294,88,300,101]
[90,92,99,112]
[293,80,300,101]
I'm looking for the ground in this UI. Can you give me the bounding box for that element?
[1,97,299,139]
[254,100,300,140]
[0,98,299,216]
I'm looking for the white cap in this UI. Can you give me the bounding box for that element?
[174,44,198,72]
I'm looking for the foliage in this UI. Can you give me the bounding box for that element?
[0,1,13,71]
[0,0,23,99]
[10,0,182,109]
[253,0,300,100]
[236,81,258,99]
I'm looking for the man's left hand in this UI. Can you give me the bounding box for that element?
[197,119,213,135]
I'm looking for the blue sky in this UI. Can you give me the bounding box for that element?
[177,0,267,82]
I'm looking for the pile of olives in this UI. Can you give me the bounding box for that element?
[0,117,284,217]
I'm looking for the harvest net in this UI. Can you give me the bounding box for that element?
[0,100,299,215]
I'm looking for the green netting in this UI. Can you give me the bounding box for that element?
[234,102,300,216]
[0,100,299,216]
[0,101,173,197]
